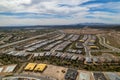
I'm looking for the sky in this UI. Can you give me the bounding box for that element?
[0,0,120,26]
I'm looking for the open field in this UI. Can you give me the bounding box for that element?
[104,31,120,49]
[62,28,106,34]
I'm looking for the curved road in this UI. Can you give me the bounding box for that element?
[83,35,93,63]
[2,75,54,80]
[97,34,120,52]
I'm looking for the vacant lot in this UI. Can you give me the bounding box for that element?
[104,32,120,49]
[42,65,67,80]
[23,64,67,80]
[63,28,105,34]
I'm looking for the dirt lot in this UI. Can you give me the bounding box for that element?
[62,28,105,34]
[42,65,67,80]
[23,64,67,80]
[104,31,120,48]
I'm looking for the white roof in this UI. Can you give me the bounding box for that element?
[3,65,17,73]
[0,67,3,72]
[79,72,90,80]
[105,72,120,80]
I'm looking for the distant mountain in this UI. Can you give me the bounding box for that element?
[77,23,108,25]
[0,23,120,30]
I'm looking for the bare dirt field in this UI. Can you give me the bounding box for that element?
[23,64,67,80]
[104,31,120,48]
[42,65,67,80]
[62,28,106,34]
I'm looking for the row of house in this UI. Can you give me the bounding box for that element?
[24,39,47,48]
[6,51,120,63]
[66,49,82,54]
[26,39,58,52]
[86,55,120,63]
[55,41,72,51]
[6,51,29,57]
[33,52,85,61]
[25,34,68,52]
[70,35,80,41]
[14,34,64,51]
[65,69,120,80]
[43,40,63,51]
[79,35,88,42]
[64,34,74,40]
[14,39,47,51]
[87,35,96,46]
[75,42,84,49]
[0,64,17,74]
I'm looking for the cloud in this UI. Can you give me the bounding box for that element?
[0,0,31,12]
[0,0,120,26]
[0,0,91,18]
[0,15,110,26]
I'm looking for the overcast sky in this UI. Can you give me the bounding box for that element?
[0,0,120,26]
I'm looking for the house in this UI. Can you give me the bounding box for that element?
[65,69,78,80]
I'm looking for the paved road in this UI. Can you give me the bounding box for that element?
[91,49,113,53]
[84,35,92,57]
[83,35,93,63]
[2,74,54,80]
[0,31,59,49]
